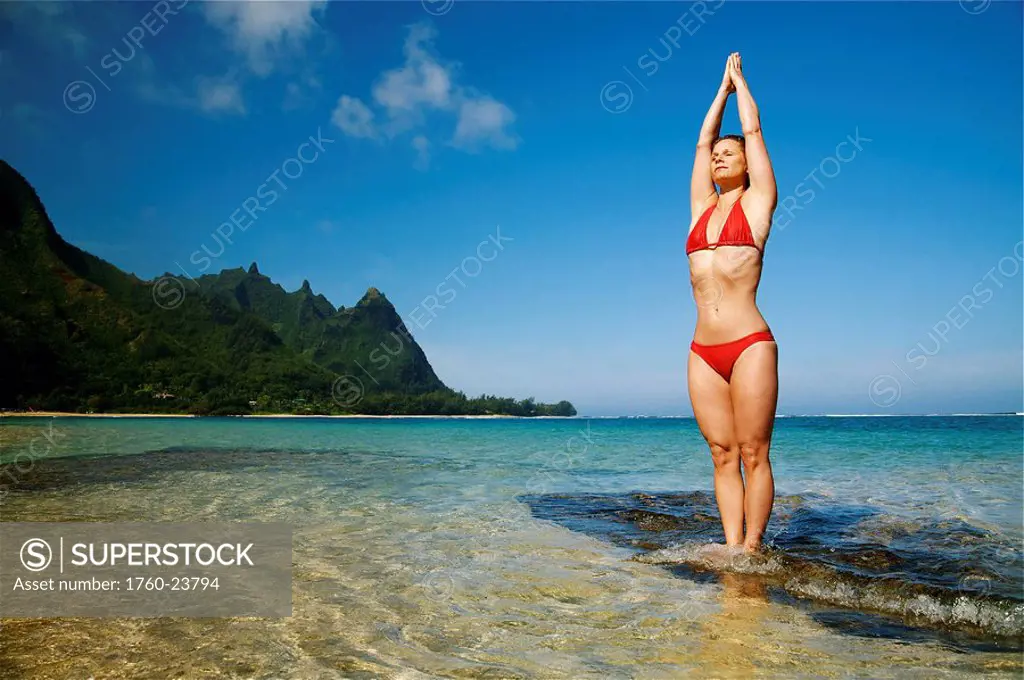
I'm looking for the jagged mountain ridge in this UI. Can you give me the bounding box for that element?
[195,267,445,394]
[0,161,336,413]
[0,160,576,416]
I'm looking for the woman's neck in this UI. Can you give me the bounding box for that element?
[717,184,745,208]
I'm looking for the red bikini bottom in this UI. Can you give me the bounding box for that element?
[690,330,775,383]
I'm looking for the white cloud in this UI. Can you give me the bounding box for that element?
[331,95,377,139]
[452,95,517,151]
[332,23,517,160]
[282,70,323,111]
[135,57,246,117]
[372,23,452,132]
[196,75,246,115]
[201,1,327,76]
[412,135,431,170]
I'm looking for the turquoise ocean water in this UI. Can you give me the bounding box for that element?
[1,415,1021,678]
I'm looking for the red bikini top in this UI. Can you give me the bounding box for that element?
[686,200,762,255]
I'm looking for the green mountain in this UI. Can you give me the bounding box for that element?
[195,268,444,394]
[0,161,338,415]
[0,161,576,417]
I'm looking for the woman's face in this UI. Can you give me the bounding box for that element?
[711,139,747,185]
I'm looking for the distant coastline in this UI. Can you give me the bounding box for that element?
[1,411,1020,419]
[0,411,538,419]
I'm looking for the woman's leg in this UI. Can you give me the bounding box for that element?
[688,351,744,545]
[729,341,779,552]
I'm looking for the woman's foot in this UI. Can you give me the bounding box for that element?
[742,540,762,555]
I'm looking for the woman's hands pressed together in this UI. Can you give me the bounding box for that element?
[721,52,747,95]
[720,53,737,94]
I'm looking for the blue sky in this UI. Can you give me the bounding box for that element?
[2,0,1021,416]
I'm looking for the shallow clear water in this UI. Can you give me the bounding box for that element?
[1,415,1021,678]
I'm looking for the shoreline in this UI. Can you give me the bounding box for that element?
[2,412,1020,420]
[0,411,540,419]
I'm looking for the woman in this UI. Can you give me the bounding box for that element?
[686,53,778,554]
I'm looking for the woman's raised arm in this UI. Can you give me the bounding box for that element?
[729,54,777,214]
[690,60,734,224]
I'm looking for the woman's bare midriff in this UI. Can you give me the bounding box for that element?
[689,245,770,345]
